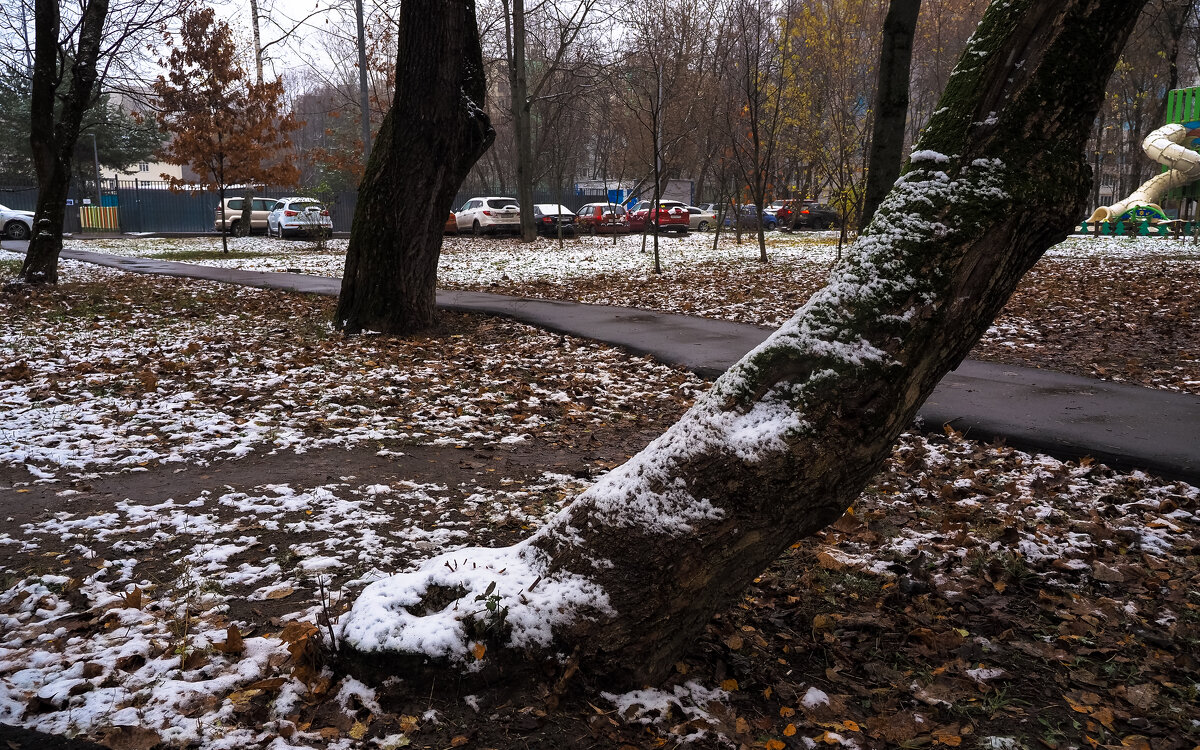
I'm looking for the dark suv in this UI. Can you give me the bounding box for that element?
[776,200,840,231]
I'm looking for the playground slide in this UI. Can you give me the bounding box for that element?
[1088,123,1200,223]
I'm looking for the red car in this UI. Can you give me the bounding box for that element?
[627,200,690,234]
[575,203,631,234]
[444,211,458,235]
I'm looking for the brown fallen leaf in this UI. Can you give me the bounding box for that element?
[265,587,295,600]
[214,625,244,654]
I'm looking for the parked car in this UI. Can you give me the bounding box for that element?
[0,203,34,240]
[444,211,458,235]
[724,204,777,231]
[214,196,278,235]
[627,200,690,233]
[777,200,840,231]
[456,196,520,235]
[575,203,630,235]
[532,204,577,236]
[685,205,716,231]
[266,197,333,238]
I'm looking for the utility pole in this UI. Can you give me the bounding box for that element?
[355,0,371,160]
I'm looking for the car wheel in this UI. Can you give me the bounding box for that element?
[229,219,241,236]
[766,220,777,231]
[5,221,31,241]
[697,221,709,232]
[472,220,483,236]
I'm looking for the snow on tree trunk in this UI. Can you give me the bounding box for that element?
[340,0,1146,685]
[335,0,494,334]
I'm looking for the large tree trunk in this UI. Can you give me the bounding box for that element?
[340,0,1146,686]
[335,0,494,334]
[19,0,109,285]
[860,0,922,231]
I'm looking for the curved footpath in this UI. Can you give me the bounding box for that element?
[5,243,1200,487]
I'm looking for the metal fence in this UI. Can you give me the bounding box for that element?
[1,179,624,235]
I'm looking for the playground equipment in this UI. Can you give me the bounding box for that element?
[1087,86,1200,226]
[1087,122,1200,224]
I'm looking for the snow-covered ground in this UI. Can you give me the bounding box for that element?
[1,240,1197,748]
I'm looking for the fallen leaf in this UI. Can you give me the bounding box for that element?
[783,723,797,736]
[215,625,244,654]
[721,678,739,692]
[266,587,295,600]
[472,642,486,661]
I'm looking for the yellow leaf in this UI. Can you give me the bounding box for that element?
[675,662,689,675]
[765,740,785,750]
[842,720,860,732]
[779,706,795,718]
[932,725,962,746]
[783,723,797,736]
[472,642,486,661]
[735,717,750,733]
[762,686,772,699]
[398,715,420,733]
[349,722,368,740]
[450,736,469,747]
[721,679,739,692]
[993,581,1007,593]
[812,614,834,630]
[265,587,294,600]
[1065,695,1094,714]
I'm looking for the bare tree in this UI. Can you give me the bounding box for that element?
[2,0,188,284]
[719,0,794,262]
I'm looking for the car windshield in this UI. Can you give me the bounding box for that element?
[290,202,322,212]
[486,198,518,209]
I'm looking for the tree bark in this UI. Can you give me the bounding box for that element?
[19,0,110,285]
[340,0,1147,686]
[335,0,494,334]
[509,0,536,243]
[860,0,922,231]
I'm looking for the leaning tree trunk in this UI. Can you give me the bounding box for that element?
[860,0,922,231]
[336,0,494,334]
[19,0,109,285]
[340,0,1146,685]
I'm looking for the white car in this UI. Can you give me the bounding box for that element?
[267,197,333,239]
[1,203,34,240]
[456,196,520,235]
[686,205,716,231]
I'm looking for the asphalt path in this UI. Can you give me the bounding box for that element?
[5,241,1200,484]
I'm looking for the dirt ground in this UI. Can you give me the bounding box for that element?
[0,255,1196,750]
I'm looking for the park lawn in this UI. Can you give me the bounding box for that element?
[69,231,1200,396]
[0,247,1195,749]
